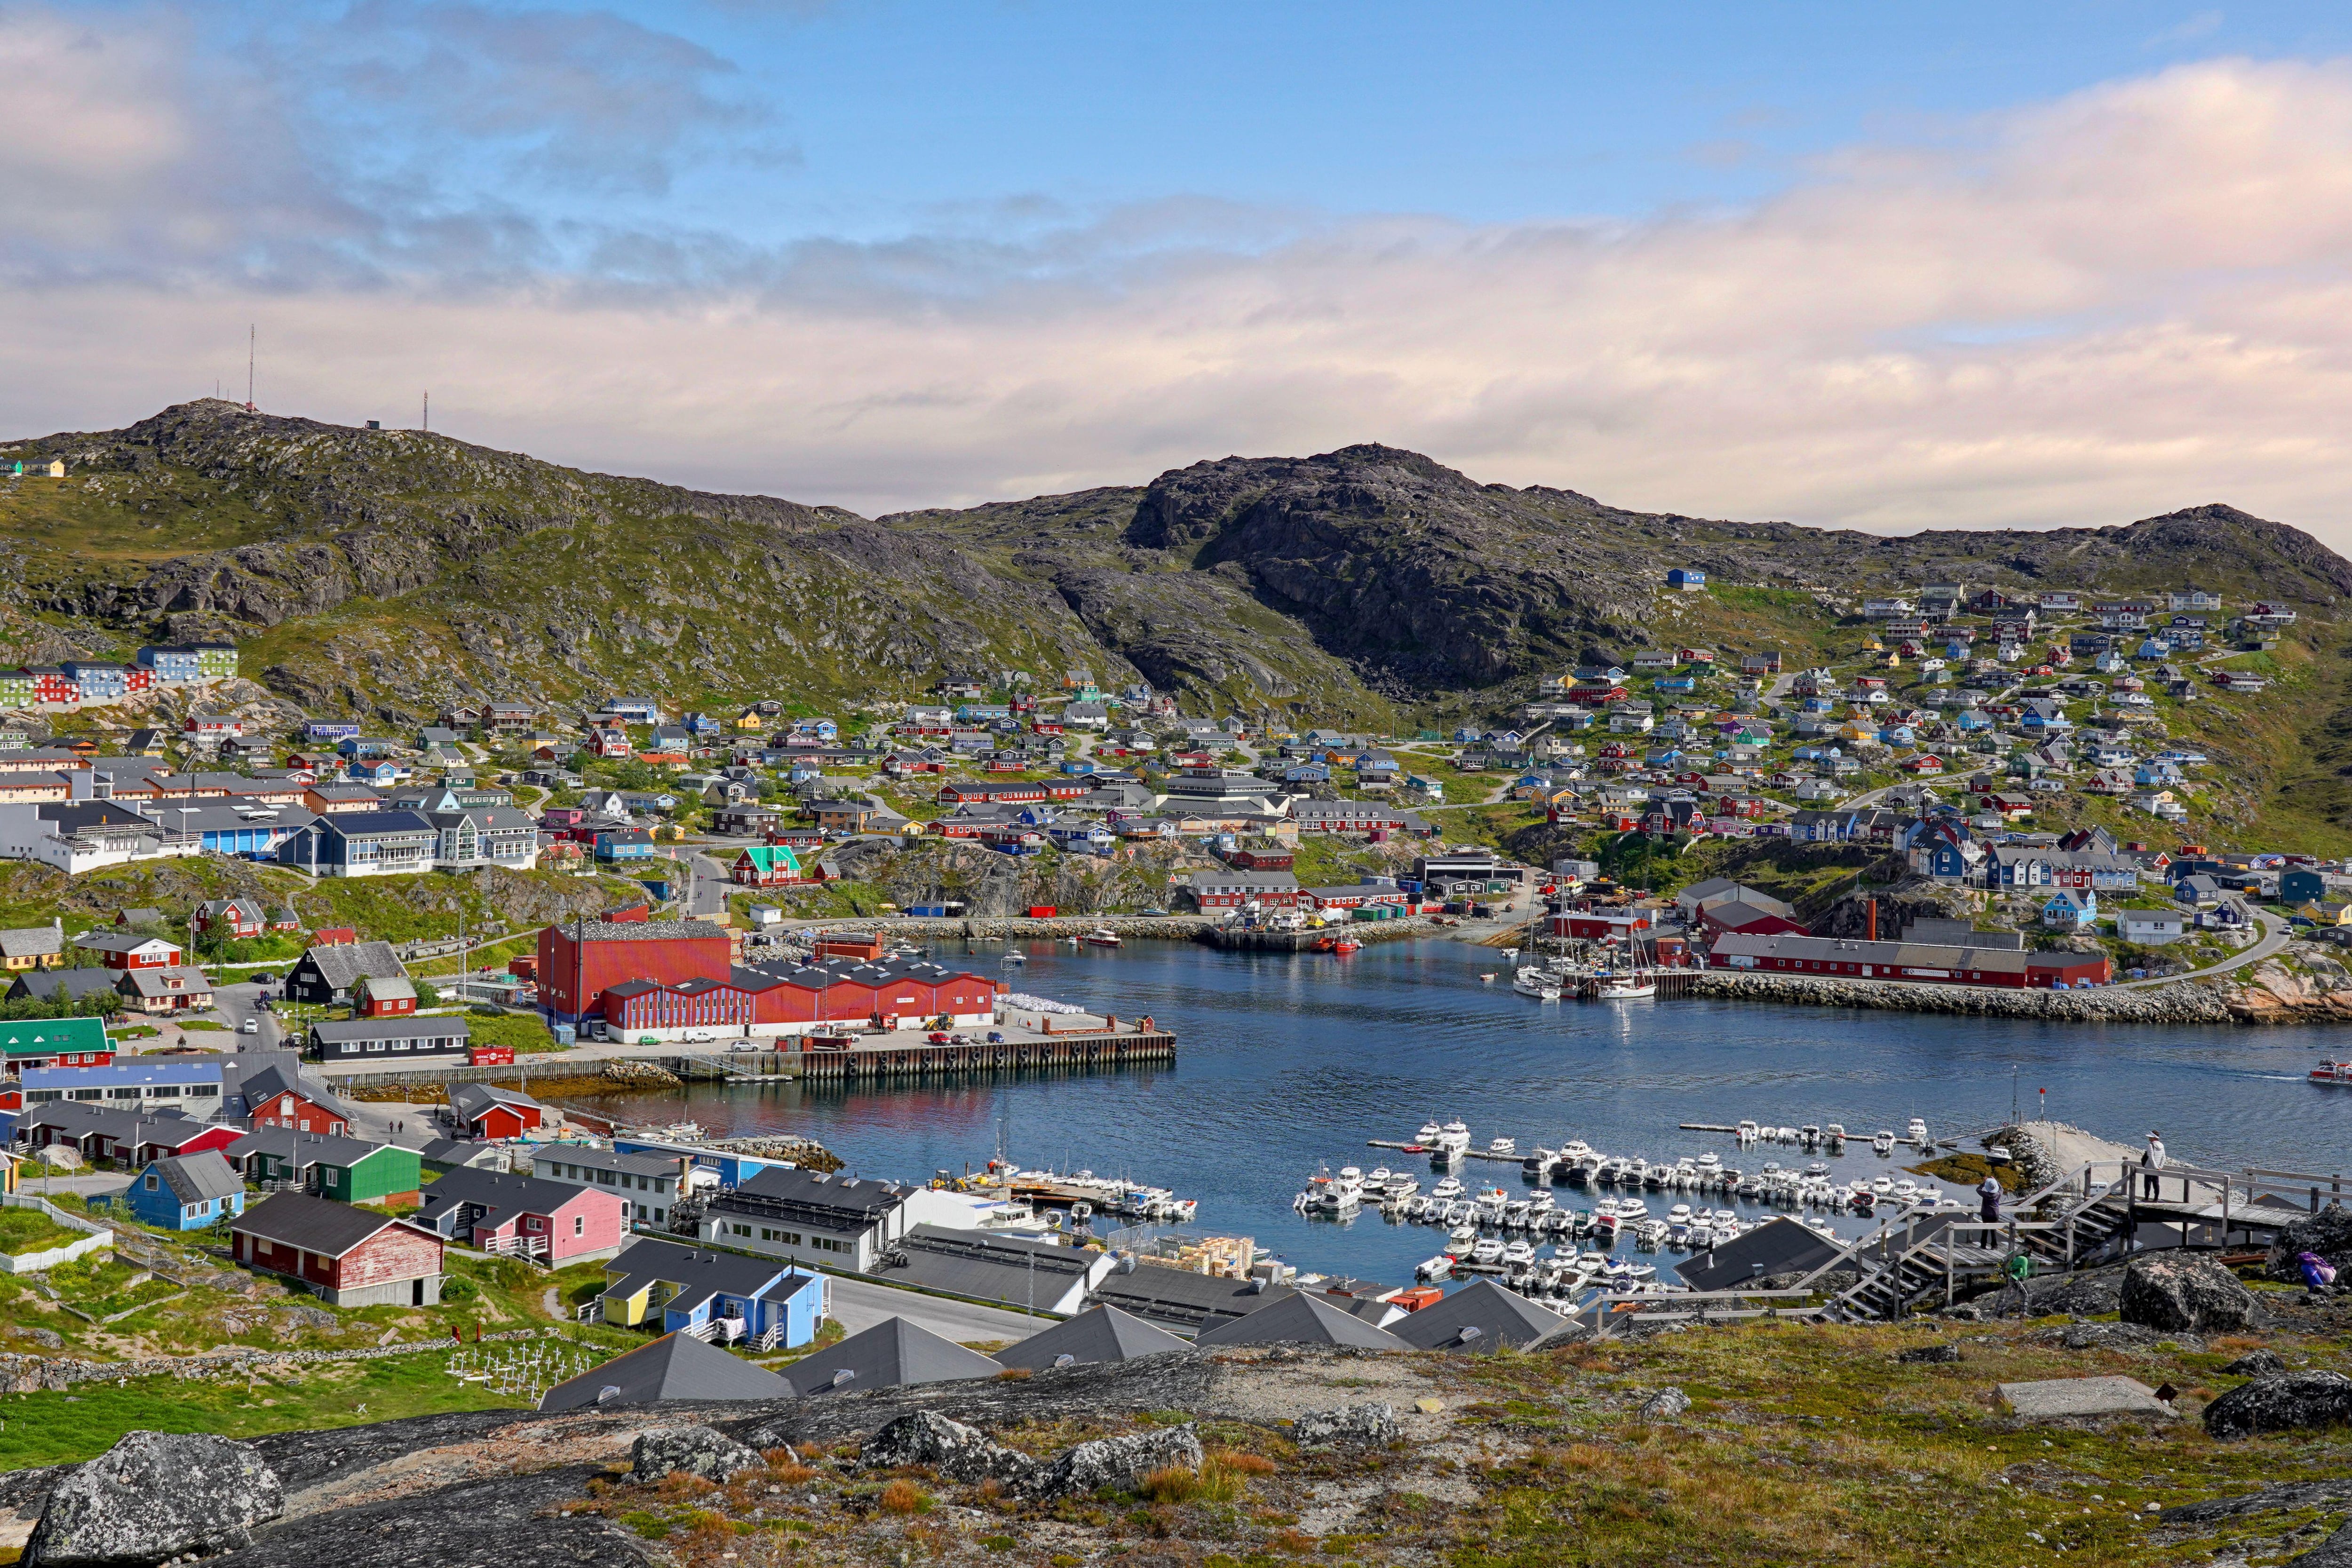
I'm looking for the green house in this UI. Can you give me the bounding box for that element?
[250,1134,420,1204]
[317,1141,421,1204]
[0,1016,112,1070]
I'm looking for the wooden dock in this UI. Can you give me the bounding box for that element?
[676,1030,1177,1083]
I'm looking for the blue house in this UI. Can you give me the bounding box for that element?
[306,721,361,740]
[346,759,402,784]
[135,645,203,683]
[1653,675,1697,694]
[1668,567,1707,591]
[595,828,659,862]
[597,1236,827,1347]
[2281,868,2329,904]
[2042,888,2098,929]
[338,735,397,759]
[123,1151,245,1231]
[61,661,129,701]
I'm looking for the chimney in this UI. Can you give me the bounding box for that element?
[1867,898,1878,942]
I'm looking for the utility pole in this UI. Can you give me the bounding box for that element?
[246,325,255,411]
[422,391,429,432]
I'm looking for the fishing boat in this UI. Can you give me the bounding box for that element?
[2312,1061,2352,1086]
[1332,938,1362,954]
[1081,929,1123,947]
[1000,950,1027,966]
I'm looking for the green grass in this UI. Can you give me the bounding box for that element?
[0,1207,86,1256]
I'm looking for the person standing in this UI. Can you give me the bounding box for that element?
[1977,1172,2004,1225]
[2142,1132,2167,1198]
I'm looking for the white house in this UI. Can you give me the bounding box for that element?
[2119,910,2188,945]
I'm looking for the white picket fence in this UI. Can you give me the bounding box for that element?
[0,1192,114,1274]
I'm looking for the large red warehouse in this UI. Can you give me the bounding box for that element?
[601,959,1002,1039]
[538,919,731,1024]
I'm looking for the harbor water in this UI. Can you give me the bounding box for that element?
[564,937,2352,1289]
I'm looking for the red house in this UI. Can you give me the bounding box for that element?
[134,1121,246,1166]
[194,898,267,939]
[589,727,633,759]
[73,932,181,970]
[232,1192,446,1307]
[246,1066,354,1137]
[449,1083,547,1139]
[26,667,79,704]
[1550,911,1652,942]
[356,975,416,1017]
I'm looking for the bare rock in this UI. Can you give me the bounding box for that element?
[1898,1342,1961,1364]
[857,1410,1033,1483]
[2267,1201,2352,1284]
[628,1426,762,1486]
[1023,1424,1203,1501]
[2202,1371,2352,1441]
[1637,1386,1692,1419]
[2222,1348,2287,1376]
[2119,1255,2259,1334]
[1291,1403,1399,1447]
[26,1430,283,1566]
[10,1325,63,1350]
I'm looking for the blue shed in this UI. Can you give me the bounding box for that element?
[1668,568,1707,591]
[124,1151,246,1231]
[2281,868,2328,904]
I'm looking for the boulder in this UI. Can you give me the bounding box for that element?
[2267,1201,2352,1284]
[1023,1424,1203,1501]
[858,1410,1034,1484]
[1897,1343,1961,1364]
[2202,1371,2352,1441]
[2222,1349,2287,1377]
[26,1430,282,1566]
[2291,1519,2352,1566]
[2046,1321,2186,1353]
[2119,1255,2259,1334]
[629,1426,763,1485]
[1290,1403,1399,1447]
[1637,1387,1692,1420]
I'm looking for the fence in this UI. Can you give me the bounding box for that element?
[0,1192,114,1274]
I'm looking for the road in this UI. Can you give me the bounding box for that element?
[2116,908,2289,989]
[822,1273,1055,1345]
[208,980,286,1050]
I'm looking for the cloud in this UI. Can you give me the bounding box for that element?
[7,38,2352,546]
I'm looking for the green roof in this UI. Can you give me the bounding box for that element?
[0,1018,110,1057]
[738,845,801,873]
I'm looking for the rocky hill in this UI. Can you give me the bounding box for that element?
[3,403,2346,729]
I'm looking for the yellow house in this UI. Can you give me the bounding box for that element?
[45,460,64,479]
[0,927,63,971]
[733,709,767,731]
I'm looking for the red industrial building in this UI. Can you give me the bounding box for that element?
[537,919,732,1024]
[1549,910,1652,942]
[600,959,1002,1038]
[1706,930,2110,989]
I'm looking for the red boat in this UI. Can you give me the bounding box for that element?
[1333,939,1362,954]
[2312,1061,2352,1087]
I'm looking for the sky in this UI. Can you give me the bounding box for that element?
[9,2,2352,539]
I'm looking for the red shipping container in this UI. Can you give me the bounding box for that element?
[469,1045,516,1067]
[1026,905,1057,918]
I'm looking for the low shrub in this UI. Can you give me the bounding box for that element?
[879,1479,931,1514]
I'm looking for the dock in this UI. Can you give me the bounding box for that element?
[672,1029,1177,1083]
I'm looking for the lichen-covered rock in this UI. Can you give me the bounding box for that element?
[2202,1371,2352,1441]
[1023,1425,1203,1501]
[858,1410,1033,1483]
[1897,1343,1961,1364]
[1291,1403,1399,1447]
[2119,1255,2259,1334]
[2045,1321,2190,1353]
[2222,1349,2287,1377]
[629,1427,762,1486]
[1637,1387,1692,1419]
[26,1430,282,1566]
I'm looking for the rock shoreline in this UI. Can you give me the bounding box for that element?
[1684,970,2322,1026]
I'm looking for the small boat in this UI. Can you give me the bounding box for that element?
[1383,1174,1420,1202]
[1000,950,1027,966]
[1502,1239,1536,1268]
[1596,973,1657,999]
[1431,1175,1464,1202]
[1417,1120,1446,1145]
[1871,1130,1896,1156]
[1488,1136,1518,1156]
[1736,1119,1760,1143]
[2312,1061,2352,1086]
[1513,968,1563,1000]
[1332,938,1361,955]
[1447,1223,1477,1251]
[1470,1237,1506,1267]
[1479,973,1498,983]
[1405,1195,1434,1221]
[1081,929,1123,947]
[1906,1117,1930,1144]
[1415,1254,1454,1282]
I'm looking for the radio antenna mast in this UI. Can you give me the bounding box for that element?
[246,325,254,411]
[422,391,429,432]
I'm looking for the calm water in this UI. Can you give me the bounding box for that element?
[572,938,2352,1288]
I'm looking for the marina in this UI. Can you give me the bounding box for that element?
[552,935,2352,1291]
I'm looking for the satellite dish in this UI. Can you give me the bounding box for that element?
[595,1385,623,1403]
[831,1369,856,1388]
[1053,1354,1077,1369]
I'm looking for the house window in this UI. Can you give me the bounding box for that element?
[144,1172,158,1190]
[573,1215,584,1236]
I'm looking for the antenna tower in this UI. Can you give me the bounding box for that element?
[423,391,429,432]
[246,325,255,411]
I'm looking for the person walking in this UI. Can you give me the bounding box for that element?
[2141,1132,2167,1198]
[1977,1172,2004,1226]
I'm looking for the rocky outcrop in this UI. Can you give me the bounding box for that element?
[629,1426,762,1485]
[2267,1201,2352,1283]
[1897,1343,1962,1364]
[2223,1349,2288,1376]
[1290,1404,1400,1447]
[26,1431,283,1566]
[1636,1387,1692,1419]
[1685,971,2245,1024]
[858,1411,1034,1484]
[1021,1424,1204,1502]
[2201,1370,2352,1440]
[2119,1256,2261,1334]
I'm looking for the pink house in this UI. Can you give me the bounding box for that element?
[412,1168,629,1265]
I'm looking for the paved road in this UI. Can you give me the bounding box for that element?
[2116,908,2288,988]
[208,980,286,1050]
[822,1274,1055,1345]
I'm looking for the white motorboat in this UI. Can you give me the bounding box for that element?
[1447,1223,1477,1251]
[1383,1174,1420,1202]
[1872,1129,1897,1156]
[1489,1136,1518,1156]
[1437,1120,1473,1157]
[1430,1175,1465,1202]
[1693,1151,1723,1175]
[1470,1237,1506,1267]
[1367,1166,1392,1188]
[1736,1119,1761,1143]
[1906,1117,1930,1145]
[1513,968,1563,1000]
[1416,1120,1446,1147]
[1502,1239,1536,1267]
[1415,1254,1453,1282]
[1559,1139,1597,1165]
[1405,1195,1434,1221]
[1311,1166,1365,1215]
[1824,1123,1847,1147]
[1000,950,1027,966]
[1473,1186,1510,1225]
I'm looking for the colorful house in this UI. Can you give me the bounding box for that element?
[0,1018,113,1074]
[448,1082,548,1140]
[231,1192,444,1307]
[124,1150,246,1231]
[412,1168,629,1266]
[595,1235,828,1347]
[731,845,802,886]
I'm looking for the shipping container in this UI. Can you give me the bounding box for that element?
[1026,905,1058,918]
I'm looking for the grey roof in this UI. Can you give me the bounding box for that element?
[537,1331,794,1413]
[296,940,407,994]
[307,1016,470,1046]
[994,1305,1190,1371]
[224,1129,382,1169]
[602,1237,801,1321]
[781,1316,1002,1397]
[236,1061,359,1120]
[1193,1292,1411,1351]
[1674,1217,1843,1292]
[1388,1279,1569,1353]
[449,1082,545,1120]
[560,919,727,943]
[421,1139,505,1171]
[877,1225,1096,1312]
[415,1167,599,1227]
[1088,1267,1298,1334]
[532,1146,682,1181]
[4,968,125,1003]
[149,1149,244,1205]
[230,1191,432,1259]
[711,1167,910,1229]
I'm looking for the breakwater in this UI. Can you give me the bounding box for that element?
[805,914,1213,941]
[1200,918,1438,952]
[1685,970,2253,1024]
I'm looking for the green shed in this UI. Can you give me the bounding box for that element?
[315,1142,422,1204]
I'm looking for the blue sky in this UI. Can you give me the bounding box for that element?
[9,3,2352,534]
